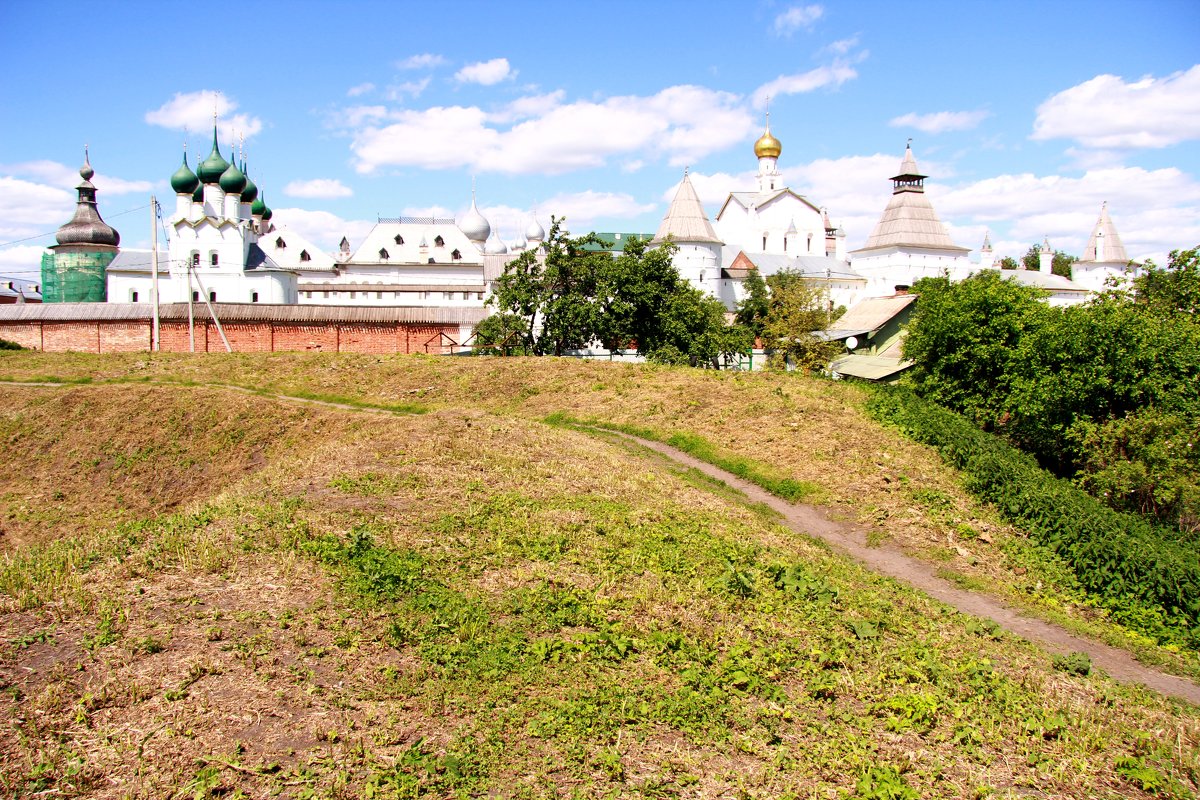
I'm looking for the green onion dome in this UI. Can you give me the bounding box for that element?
[218,152,246,194]
[240,161,258,203]
[192,182,204,203]
[170,152,200,194]
[197,126,230,184]
[262,201,273,221]
[250,193,266,216]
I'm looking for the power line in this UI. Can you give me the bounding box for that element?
[0,202,152,249]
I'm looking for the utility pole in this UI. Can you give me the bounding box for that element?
[187,261,195,352]
[150,196,160,351]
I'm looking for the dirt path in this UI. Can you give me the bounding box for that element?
[616,432,1200,705]
[7,380,1198,704]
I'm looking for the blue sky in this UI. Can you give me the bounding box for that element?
[2,0,1198,279]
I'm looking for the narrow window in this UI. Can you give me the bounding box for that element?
[209,291,216,302]
[251,291,259,303]
[191,252,200,267]
[305,291,312,298]
[784,237,789,252]
[323,291,329,298]
[762,235,767,250]
[350,291,356,299]
[192,291,199,302]
[210,252,218,267]
[131,290,139,302]
[807,234,813,253]
[376,291,383,299]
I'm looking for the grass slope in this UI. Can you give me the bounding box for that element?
[0,354,1196,798]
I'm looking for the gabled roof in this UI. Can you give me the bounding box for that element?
[653,171,722,245]
[824,294,916,336]
[1080,202,1129,264]
[716,188,821,221]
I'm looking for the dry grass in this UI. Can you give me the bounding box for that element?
[0,355,1198,798]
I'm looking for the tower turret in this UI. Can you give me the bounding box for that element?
[41,149,120,302]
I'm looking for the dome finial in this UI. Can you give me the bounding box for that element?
[80,145,94,181]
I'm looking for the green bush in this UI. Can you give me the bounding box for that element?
[866,386,1200,647]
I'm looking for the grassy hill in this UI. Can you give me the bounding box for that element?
[1,352,1198,798]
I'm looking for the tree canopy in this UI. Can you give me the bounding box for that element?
[902,249,1200,533]
[735,268,841,371]
[482,220,752,367]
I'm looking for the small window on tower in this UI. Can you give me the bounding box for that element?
[762,235,768,250]
[210,252,219,267]
[300,250,311,262]
[191,252,200,267]
[394,234,404,245]
[451,249,462,260]
[379,248,389,260]
[131,290,139,302]
[209,291,217,302]
[434,235,445,247]
[252,291,259,303]
[192,291,199,302]
[275,237,286,248]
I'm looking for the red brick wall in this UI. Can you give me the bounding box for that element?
[1,318,463,355]
[271,324,339,352]
[0,322,43,350]
[98,322,151,353]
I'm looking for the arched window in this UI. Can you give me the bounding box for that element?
[251,291,259,303]
[210,252,219,267]
[209,291,216,302]
[130,290,139,302]
[191,252,200,267]
[762,234,767,250]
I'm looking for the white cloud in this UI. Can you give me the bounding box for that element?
[752,63,857,108]
[3,160,152,195]
[386,77,431,100]
[772,4,824,36]
[822,35,860,55]
[335,105,392,129]
[347,82,375,97]
[350,85,754,175]
[271,209,375,254]
[0,175,77,240]
[396,53,447,70]
[283,179,354,199]
[0,245,48,280]
[888,110,991,134]
[538,191,658,231]
[455,58,515,86]
[488,91,565,124]
[145,90,263,141]
[1032,65,1200,149]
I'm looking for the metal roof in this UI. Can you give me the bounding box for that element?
[825,294,916,335]
[0,302,487,325]
[653,172,722,245]
[999,269,1089,292]
[1080,202,1129,264]
[830,354,913,381]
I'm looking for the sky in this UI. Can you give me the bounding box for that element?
[1,0,1199,281]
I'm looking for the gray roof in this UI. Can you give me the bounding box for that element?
[721,189,821,218]
[830,353,913,381]
[998,269,1089,292]
[653,172,722,245]
[854,146,968,254]
[0,302,487,325]
[1080,202,1129,263]
[105,249,166,273]
[825,294,915,335]
[721,248,864,280]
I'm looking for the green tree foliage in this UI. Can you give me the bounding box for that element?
[1020,243,1079,278]
[735,268,841,371]
[471,313,531,355]
[487,219,751,366]
[902,250,1200,533]
[997,256,1020,271]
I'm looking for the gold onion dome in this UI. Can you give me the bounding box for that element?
[754,127,781,159]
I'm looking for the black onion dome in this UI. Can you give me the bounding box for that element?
[55,155,120,247]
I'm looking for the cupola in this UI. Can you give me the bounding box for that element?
[170,151,200,195]
[459,190,491,243]
[197,125,230,184]
[219,151,247,194]
[55,150,121,248]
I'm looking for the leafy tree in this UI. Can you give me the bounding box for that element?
[997,256,1020,271]
[901,271,1051,426]
[758,270,841,371]
[471,313,531,355]
[734,268,769,339]
[1134,246,1200,315]
[1021,244,1079,278]
[489,220,752,366]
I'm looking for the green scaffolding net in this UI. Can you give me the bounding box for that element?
[40,250,113,303]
